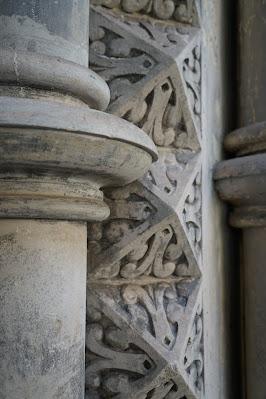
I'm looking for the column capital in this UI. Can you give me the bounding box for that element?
[0,1,157,222]
[0,92,157,221]
[214,123,266,228]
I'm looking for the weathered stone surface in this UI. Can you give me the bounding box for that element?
[243,228,266,399]
[0,1,157,397]
[90,6,201,151]
[202,7,240,398]
[0,96,156,220]
[86,281,202,398]
[0,220,87,399]
[0,47,110,110]
[0,0,90,65]
[224,122,266,156]
[0,1,157,221]
[91,0,199,25]
[0,0,109,110]
[87,3,203,398]
[87,179,201,282]
[214,0,266,397]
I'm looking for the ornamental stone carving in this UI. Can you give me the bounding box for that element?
[87,3,203,398]
[90,7,201,151]
[86,282,202,398]
[91,0,199,25]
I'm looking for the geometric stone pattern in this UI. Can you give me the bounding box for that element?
[86,282,203,398]
[91,0,199,25]
[87,3,203,398]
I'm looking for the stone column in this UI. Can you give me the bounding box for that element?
[0,1,157,398]
[0,220,87,398]
[214,1,266,398]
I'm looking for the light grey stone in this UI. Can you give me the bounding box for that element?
[90,6,201,151]
[0,220,87,399]
[91,0,199,25]
[87,3,204,398]
[0,1,90,66]
[0,47,110,111]
[86,280,202,398]
[0,1,157,398]
[202,0,240,397]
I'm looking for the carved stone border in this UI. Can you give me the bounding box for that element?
[87,4,203,398]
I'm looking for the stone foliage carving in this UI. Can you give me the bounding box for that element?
[110,18,199,59]
[87,3,203,398]
[182,45,201,130]
[90,7,201,151]
[184,302,204,396]
[182,172,201,259]
[121,76,193,149]
[86,281,202,398]
[87,182,200,281]
[90,14,158,103]
[91,0,198,25]
[142,150,200,204]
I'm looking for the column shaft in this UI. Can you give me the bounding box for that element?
[0,0,89,65]
[238,0,266,125]
[238,2,266,397]
[0,220,87,399]
[243,228,266,398]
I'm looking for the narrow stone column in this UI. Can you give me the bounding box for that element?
[214,1,266,398]
[0,1,157,398]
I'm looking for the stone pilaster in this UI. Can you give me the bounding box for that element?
[0,1,157,398]
[214,1,266,397]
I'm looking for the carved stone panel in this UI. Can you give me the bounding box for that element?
[87,3,203,398]
[91,0,200,25]
[86,282,202,398]
[90,7,201,151]
[88,182,200,281]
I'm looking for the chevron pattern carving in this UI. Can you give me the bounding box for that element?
[87,4,203,398]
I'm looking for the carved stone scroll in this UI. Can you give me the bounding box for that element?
[90,7,201,151]
[86,282,202,398]
[87,3,203,398]
[91,0,199,25]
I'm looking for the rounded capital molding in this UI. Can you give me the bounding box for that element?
[214,123,266,228]
[0,48,110,111]
[0,96,157,160]
[0,2,158,223]
[0,96,157,221]
[224,122,266,156]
